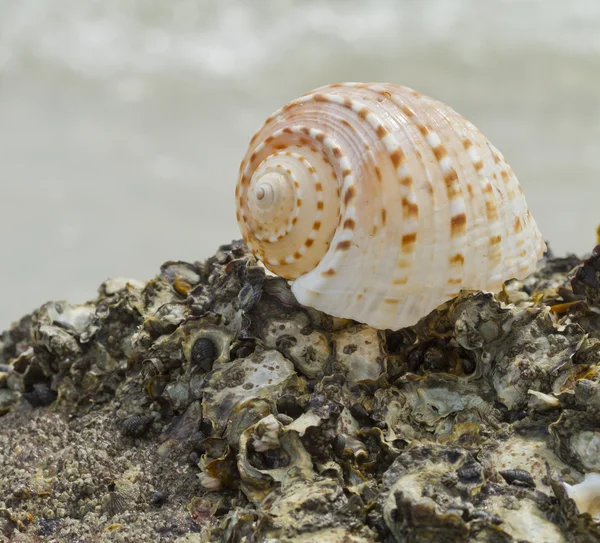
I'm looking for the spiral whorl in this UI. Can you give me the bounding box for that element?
[236,103,350,280]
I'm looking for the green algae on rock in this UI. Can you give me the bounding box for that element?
[2,241,600,541]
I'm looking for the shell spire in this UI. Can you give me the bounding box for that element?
[235,82,546,330]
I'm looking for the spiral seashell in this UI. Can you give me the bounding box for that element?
[235,82,546,330]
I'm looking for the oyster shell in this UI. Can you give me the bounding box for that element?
[378,444,565,543]
[202,348,297,433]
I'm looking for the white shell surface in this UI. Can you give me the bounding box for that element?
[563,472,600,521]
[236,82,546,330]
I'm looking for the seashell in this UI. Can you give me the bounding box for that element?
[571,244,600,308]
[381,444,565,542]
[101,471,140,517]
[549,410,600,472]
[457,462,483,483]
[120,414,154,437]
[333,324,384,382]
[237,414,314,504]
[202,348,297,433]
[190,337,217,373]
[250,413,282,452]
[236,82,546,330]
[498,468,535,488]
[563,472,600,521]
[181,322,234,370]
[484,432,574,496]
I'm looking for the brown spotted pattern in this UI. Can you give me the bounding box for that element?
[235,82,546,330]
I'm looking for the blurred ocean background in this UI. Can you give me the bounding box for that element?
[0,0,599,330]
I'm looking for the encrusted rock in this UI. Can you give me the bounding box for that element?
[2,240,600,541]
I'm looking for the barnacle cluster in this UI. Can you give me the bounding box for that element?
[2,241,600,541]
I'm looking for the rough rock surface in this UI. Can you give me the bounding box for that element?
[1,241,600,542]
